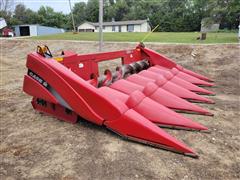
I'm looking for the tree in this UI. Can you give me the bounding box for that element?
[114,0,129,21]
[209,0,240,29]
[13,4,26,24]
[225,0,240,29]
[0,0,14,25]
[0,0,14,11]
[85,0,99,22]
[193,0,240,30]
[72,2,86,26]
[38,6,68,28]
[12,4,40,25]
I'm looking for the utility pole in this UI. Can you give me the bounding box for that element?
[99,0,103,51]
[68,0,76,32]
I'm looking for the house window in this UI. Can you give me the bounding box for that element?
[112,25,116,32]
[127,24,134,32]
[103,26,105,30]
[118,25,121,32]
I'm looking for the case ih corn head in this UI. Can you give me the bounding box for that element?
[23,44,215,157]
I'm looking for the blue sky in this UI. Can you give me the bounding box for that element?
[14,0,88,14]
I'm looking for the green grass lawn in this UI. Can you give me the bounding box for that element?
[30,32,239,43]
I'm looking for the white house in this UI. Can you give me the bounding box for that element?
[78,20,151,32]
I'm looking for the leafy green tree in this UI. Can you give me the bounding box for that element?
[85,0,99,22]
[11,4,39,25]
[72,2,86,26]
[208,0,240,29]
[13,4,26,24]
[38,6,68,28]
[114,0,129,21]
[225,0,240,29]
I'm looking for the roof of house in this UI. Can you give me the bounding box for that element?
[13,24,64,30]
[13,24,40,27]
[81,19,148,27]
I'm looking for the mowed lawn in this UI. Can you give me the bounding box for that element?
[31,32,239,43]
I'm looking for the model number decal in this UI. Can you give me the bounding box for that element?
[28,70,48,88]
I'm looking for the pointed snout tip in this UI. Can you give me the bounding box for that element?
[207,83,215,87]
[200,129,211,134]
[206,100,215,104]
[208,92,216,96]
[199,125,209,131]
[184,152,199,159]
[205,112,214,117]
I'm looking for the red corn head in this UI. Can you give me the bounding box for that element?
[23,44,215,157]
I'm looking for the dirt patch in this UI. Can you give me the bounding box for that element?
[0,40,239,179]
